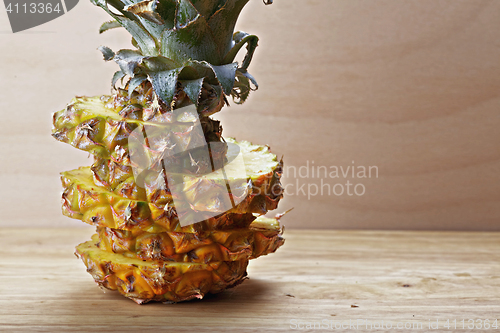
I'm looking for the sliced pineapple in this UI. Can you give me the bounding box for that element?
[96,216,284,263]
[76,236,248,304]
[53,0,282,304]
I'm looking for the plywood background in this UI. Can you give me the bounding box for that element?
[0,0,499,230]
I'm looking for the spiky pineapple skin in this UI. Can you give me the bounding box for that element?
[96,216,284,263]
[76,236,249,304]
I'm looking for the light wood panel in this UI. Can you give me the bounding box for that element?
[1,228,499,332]
[227,0,500,230]
[0,1,499,230]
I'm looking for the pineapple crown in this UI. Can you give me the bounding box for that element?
[95,0,273,108]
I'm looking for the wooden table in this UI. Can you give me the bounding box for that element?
[1,228,499,332]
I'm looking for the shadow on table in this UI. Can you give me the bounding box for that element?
[64,276,275,308]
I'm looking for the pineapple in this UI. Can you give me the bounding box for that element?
[53,0,284,303]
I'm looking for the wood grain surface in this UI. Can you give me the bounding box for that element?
[1,228,499,332]
[0,1,499,230]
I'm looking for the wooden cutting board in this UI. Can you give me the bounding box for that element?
[1,227,499,332]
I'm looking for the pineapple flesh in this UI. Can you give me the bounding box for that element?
[53,0,283,303]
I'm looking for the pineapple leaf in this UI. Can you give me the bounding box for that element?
[129,4,168,45]
[141,55,179,72]
[91,0,158,56]
[114,49,145,76]
[131,37,139,49]
[128,75,148,97]
[238,68,258,89]
[153,0,177,29]
[231,73,250,104]
[232,83,249,104]
[114,18,159,56]
[223,31,258,71]
[104,0,138,21]
[124,0,164,25]
[208,0,249,59]
[99,20,121,34]
[188,0,224,19]
[148,68,183,105]
[178,78,204,105]
[98,45,115,61]
[178,64,203,80]
[112,70,126,88]
[209,62,238,95]
[185,60,216,81]
[161,14,220,64]
[175,0,199,28]
[231,69,257,104]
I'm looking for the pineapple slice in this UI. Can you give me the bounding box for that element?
[61,140,283,232]
[96,216,284,263]
[52,95,227,176]
[76,236,248,304]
